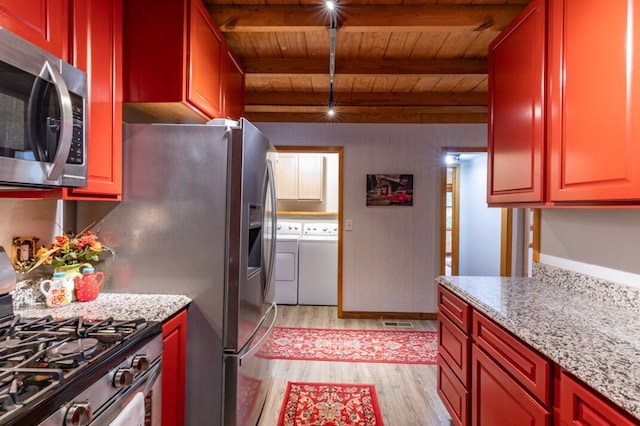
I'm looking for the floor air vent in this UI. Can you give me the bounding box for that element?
[382,321,414,329]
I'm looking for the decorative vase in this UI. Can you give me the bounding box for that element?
[54,263,91,280]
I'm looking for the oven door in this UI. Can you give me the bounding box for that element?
[38,357,162,426]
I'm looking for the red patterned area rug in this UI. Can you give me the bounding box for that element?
[278,382,384,426]
[271,327,437,364]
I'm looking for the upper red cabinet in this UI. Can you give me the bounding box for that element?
[0,0,69,59]
[548,0,640,203]
[488,0,546,205]
[221,44,246,121]
[66,0,123,200]
[489,0,640,206]
[123,0,226,123]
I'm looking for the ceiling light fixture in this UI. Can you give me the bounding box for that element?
[327,1,337,117]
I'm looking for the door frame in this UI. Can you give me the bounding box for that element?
[274,145,344,316]
[440,147,515,277]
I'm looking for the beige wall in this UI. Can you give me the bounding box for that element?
[258,122,487,313]
[540,208,640,287]
[0,199,62,263]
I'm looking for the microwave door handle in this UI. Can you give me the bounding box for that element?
[38,61,73,181]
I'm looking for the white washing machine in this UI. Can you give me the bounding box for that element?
[298,222,338,306]
[275,221,302,304]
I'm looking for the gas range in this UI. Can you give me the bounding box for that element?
[0,313,162,425]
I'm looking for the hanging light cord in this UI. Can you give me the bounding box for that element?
[328,7,337,114]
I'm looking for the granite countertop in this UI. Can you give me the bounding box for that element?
[437,275,640,420]
[14,293,192,323]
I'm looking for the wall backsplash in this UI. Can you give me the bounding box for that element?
[0,199,62,260]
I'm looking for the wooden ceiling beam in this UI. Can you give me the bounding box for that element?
[245,105,487,114]
[245,91,487,107]
[207,4,526,33]
[243,111,488,124]
[242,58,487,75]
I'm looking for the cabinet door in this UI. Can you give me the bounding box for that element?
[297,154,324,200]
[221,45,245,120]
[487,0,546,205]
[438,360,470,426]
[560,371,638,426]
[66,0,122,200]
[472,345,552,426]
[548,0,640,202]
[0,0,68,59]
[188,0,223,119]
[162,310,188,426]
[276,154,299,200]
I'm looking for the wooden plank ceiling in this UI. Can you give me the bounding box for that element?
[204,0,530,124]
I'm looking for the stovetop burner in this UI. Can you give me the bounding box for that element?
[0,314,157,425]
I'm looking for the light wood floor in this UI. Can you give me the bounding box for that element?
[258,305,452,426]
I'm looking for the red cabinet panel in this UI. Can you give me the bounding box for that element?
[162,309,188,426]
[438,285,471,334]
[124,0,225,123]
[0,0,68,58]
[472,344,552,426]
[559,371,638,426]
[488,0,546,205]
[188,0,223,119]
[548,0,640,202]
[438,312,470,387]
[473,310,552,406]
[65,0,122,200]
[438,360,470,426]
[221,45,246,120]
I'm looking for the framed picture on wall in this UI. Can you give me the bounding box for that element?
[366,174,414,206]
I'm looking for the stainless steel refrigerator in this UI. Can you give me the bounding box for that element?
[77,118,278,425]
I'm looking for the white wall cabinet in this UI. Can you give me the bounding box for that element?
[276,153,324,201]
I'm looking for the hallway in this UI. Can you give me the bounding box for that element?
[258,305,452,425]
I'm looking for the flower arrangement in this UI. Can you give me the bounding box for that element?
[27,228,110,272]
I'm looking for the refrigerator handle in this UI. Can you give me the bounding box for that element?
[239,302,277,365]
[263,159,278,299]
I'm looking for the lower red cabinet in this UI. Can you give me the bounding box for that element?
[162,309,187,426]
[560,371,638,426]
[471,344,552,426]
[438,359,470,426]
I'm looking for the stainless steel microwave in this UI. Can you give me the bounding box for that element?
[0,27,87,189]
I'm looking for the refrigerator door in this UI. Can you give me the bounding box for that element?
[225,119,277,353]
[223,302,277,426]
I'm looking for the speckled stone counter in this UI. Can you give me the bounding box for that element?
[13,293,192,323]
[436,272,640,421]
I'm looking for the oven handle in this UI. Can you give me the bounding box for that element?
[28,60,73,181]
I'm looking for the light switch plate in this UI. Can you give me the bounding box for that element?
[345,219,353,231]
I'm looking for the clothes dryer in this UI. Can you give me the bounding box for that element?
[275,221,302,304]
[298,222,338,305]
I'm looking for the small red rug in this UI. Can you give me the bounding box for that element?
[271,327,437,364]
[278,382,384,426]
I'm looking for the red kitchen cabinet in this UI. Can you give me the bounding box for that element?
[65,0,123,200]
[437,286,471,425]
[0,0,69,59]
[487,0,546,206]
[221,44,246,120]
[471,344,552,426]
[162,309,188,426]
[559,371,638,426]
[548,0,640,203]
[473,310,552,406]
[124,0,224,123]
